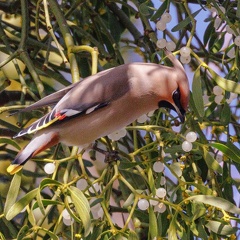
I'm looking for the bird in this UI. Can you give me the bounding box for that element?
[7,50,189,175]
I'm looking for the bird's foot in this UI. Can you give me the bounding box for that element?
[92,144,120,163]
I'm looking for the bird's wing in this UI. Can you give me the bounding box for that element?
[14,101,109,138]
[17,82,80,113]
[14,65,131,138]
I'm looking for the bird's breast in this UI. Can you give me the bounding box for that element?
[51,92,158,146]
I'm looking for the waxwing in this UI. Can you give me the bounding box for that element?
[7,50,189,174]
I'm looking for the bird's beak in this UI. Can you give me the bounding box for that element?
[172,87,186,123]
[158,100,186,123]
[173,105,186,123]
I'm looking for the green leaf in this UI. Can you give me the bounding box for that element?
[128,230,139,240]
[4,172,21,215]
[147,167,155,194]
[189,182,213,195]
[0,79,10,93]
[208,68,240,93]
[209,142,240,164]
[122,193,134,208]
[203,21,214,46]
[0,137,21,150]
[168,213,180,240]
[211,33,226,53]
[69,186,91,236]
[39,178,62,190]
[88,223,104,240]
[149,206,158,239]
[37,227,58,240]
[33,199,62,210]
[17,225,29,240]
[220,103,231,125]
[237,0,240,18]
[0,232,6,240]
[188,195,240,215]
[108,12,122,43]
[150,0,169,21]
[206,220,238,235]
[172,9,202,32]
[192,67,205,119]
[5,188,38,220]
[89,197,103,208]
[203,147,223,174]
[191,202,206,221]
[197,219,209,239]
[139,2,149,16]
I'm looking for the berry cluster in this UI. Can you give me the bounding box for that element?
[181,131,197,152]
[156,12,176,51]
[203,86,238,106]
[211,5,240,56]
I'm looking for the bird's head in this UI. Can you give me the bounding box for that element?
[157,50,190,123]
[158,85,188,123]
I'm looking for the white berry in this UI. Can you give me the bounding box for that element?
[149,198,159,206]
[156,20,166,31]
[156,38,167,48]
[161,12,172,23]
[234,36,240,46]
[214,17,221,29]
[180,55,191,64]
[138,199,149,210]
[203,94,210,105]
[182,141,193,152]
[137,114,148,123]
[214,95,224,105]
[154,203,167,213]
[219,6,226,14]
[227,93,238,104]
[186,131,197,142]
[89,182,101,193]
[213,86,223,96]
[153,162,164,173]
[62,208,71,220]
[166,41,176,51]
[156,187,166,198]
[210,7,217,13]
[160,176,166,185]
[76,179,88,190]
[147,110,155,117]
[226,47,235,58]
[108,128,127,141]
[44,163,55,174]
[226,25,234,35]
[63,217,74,226]
[180,46,191,57]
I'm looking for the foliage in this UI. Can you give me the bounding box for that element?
[0,0,239,239]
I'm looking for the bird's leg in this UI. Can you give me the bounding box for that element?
[92,143,120,163]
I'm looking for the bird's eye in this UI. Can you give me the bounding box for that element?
[172,88,181,103]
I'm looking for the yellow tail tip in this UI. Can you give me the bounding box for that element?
[7,164,23,175]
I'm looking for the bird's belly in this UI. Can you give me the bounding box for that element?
[53,98,157,146]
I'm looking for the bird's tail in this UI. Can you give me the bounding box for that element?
[7,131,59,175]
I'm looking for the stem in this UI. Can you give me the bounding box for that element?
[122,196,139,230]
[19,0,45,98]
[183,0,196,47]
[48,0,80,83]
[43,0,68,63]
[70,45,99,75]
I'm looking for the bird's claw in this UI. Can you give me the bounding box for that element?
[92,143,120,163]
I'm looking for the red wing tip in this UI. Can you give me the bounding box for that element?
[7,164,23,175]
